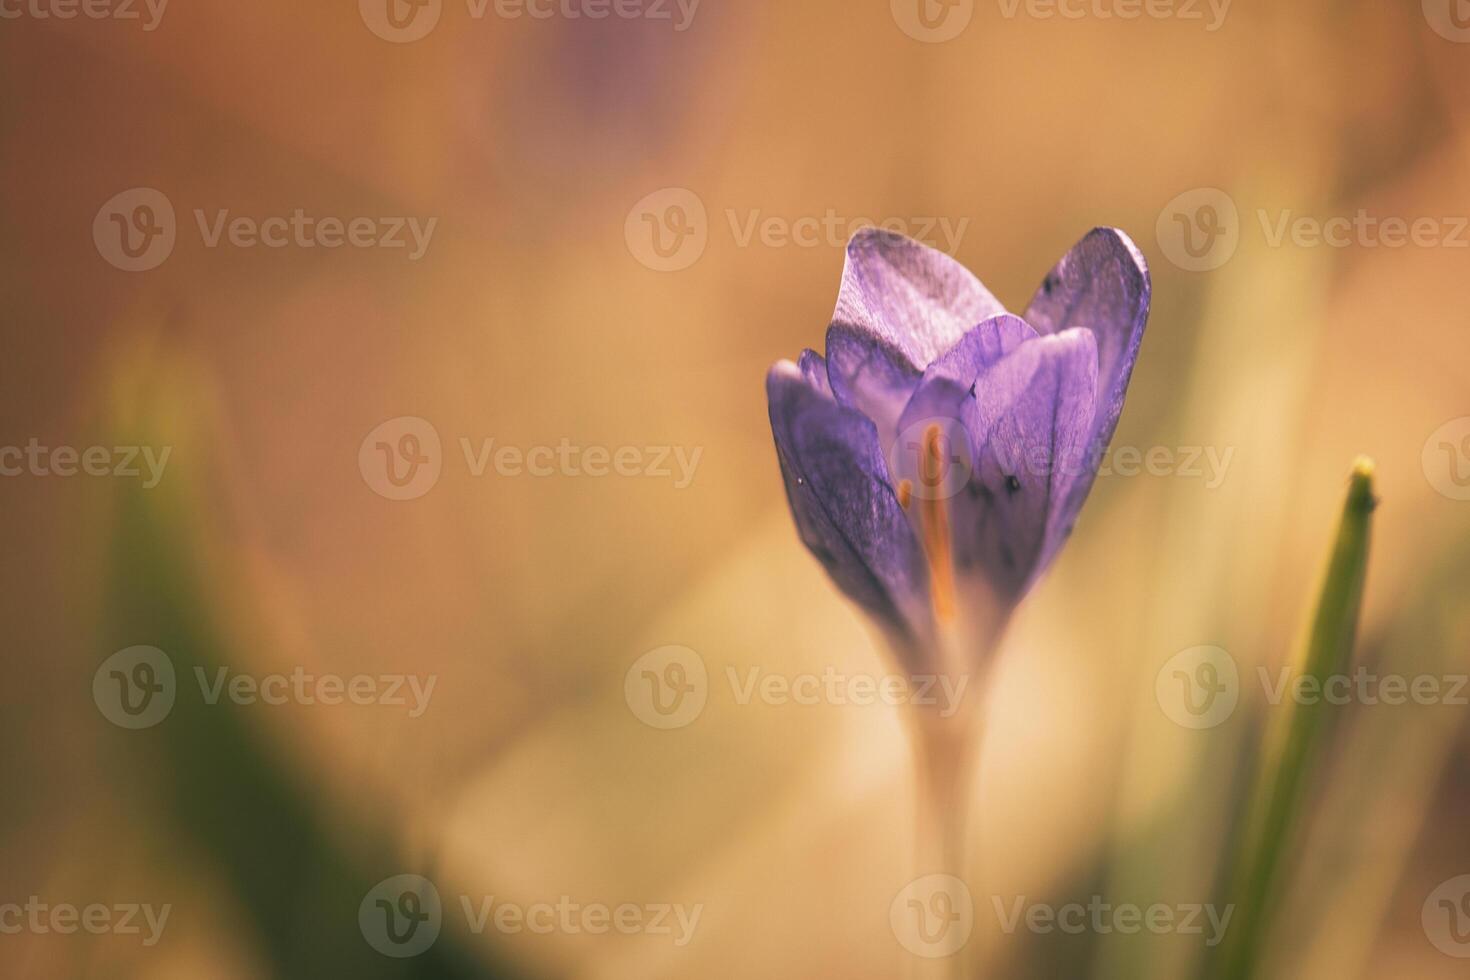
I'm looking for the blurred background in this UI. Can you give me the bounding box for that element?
[2,0,1469,976]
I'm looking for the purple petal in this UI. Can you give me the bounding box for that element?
[824,323,922,449]
[1023,227,1150,453]
[832,228,1008,371]
[797,348,832,397]
[893,314,1038,434]
[766,361,934,652]
[955,329,1098,601]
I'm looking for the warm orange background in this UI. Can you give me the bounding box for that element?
[2,1,1468,977]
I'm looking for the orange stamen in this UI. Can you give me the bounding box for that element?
[920,424,956,621]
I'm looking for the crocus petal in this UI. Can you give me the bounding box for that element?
[832,228,1008,371]
[887,316,1041,591]
[956,328,1099,601]
[893,313,1039,431]
[824,323,922,449]
[1022,227,1150,453]
[797,348,832,397]
[766,360,934,652]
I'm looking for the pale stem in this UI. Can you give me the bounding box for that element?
[908,696,983,980]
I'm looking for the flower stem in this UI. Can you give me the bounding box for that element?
[908,697,982,980]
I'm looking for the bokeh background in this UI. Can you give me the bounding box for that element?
[2,0,1469,977]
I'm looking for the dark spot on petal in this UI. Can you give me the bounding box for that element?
[1004,474,1022,495]
[967,381,977,398]
[1042,273,1059,296]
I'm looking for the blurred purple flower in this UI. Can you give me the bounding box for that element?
[766,228,1150,664]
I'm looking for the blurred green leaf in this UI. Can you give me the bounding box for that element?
[1211,459,1376,980]
[102,435,530,980]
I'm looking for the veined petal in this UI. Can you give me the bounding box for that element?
[824,323,922,450]
[796,348,832,397]
[832,228,1008,371]
[956,329,1098,601]
[766,360,934,652]
[1023,227,1150,453]
[894,313,1038,433]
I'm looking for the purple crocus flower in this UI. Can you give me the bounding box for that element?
[766,228,1150,668]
